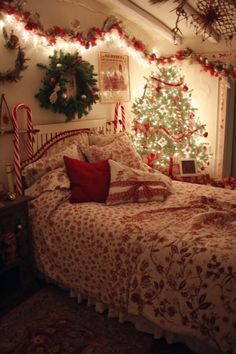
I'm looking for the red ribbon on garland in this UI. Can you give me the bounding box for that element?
[151,76,184,88]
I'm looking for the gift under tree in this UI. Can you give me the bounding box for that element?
[132,65,211,175]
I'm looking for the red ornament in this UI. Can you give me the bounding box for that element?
[203,132,208,138]
[183,85,188,92]
[50,77,57,84]
[24,21,39,31]
[149,53,157,62]
[156,86,162,93]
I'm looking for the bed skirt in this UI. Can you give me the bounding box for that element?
[42,274,222,354]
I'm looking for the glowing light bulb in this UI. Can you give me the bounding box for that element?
[5,15,13,23]
[41,36,48,46]
[33,35,38,46]
[22,30,29,42]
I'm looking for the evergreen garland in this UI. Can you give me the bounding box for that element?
[0,46,28,83]
[0,27,28,83]
[35,51,99,121]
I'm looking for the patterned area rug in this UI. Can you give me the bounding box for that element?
[0,285,194,354]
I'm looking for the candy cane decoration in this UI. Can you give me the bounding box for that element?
[12,103,33,195]
[120,104,126,132]
[113,102,119,133]
[113,102,126,133]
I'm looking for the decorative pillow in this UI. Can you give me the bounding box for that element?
[84,134,147,171]
[88,132,127,146]
[106,159,172,205]
[63,156,110,203]
[22,143,81,187]
[43,133,89,158]
[25,167,70,198]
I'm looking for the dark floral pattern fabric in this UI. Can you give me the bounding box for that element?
[26,181,236,354]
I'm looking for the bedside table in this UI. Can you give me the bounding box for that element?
[0,196,35,313]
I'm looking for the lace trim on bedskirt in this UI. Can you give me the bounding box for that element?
[41,274,224,354]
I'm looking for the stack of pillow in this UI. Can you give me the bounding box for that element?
[23,132,172,205]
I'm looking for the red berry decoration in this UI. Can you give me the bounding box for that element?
[183,85,188,92]
[50,77,57,84]
[203,132,208,138]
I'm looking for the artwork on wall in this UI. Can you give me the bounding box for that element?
[98,52,130,104]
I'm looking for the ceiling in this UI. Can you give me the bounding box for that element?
[96,0,236,47]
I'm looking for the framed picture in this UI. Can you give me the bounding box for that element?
[180,159,197,176]
[98,52,130,103]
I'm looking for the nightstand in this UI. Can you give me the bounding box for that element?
[0,196,35,313]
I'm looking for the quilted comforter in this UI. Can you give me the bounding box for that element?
[27,180,236,354]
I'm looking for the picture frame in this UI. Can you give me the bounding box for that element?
[180,159,198,176]
[98,52,130,104]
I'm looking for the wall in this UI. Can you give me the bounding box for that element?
[0,0,220,189]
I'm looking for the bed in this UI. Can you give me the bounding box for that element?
[18,119,236,354]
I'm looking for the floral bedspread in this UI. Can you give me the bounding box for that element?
[27,180,236,354]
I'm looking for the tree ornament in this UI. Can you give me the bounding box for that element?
[157,137,167,147]
[50,77,57,84]
[183,85,189,92]
[49,83,60,104]
[35,51,99,121]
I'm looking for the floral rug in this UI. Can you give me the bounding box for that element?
[0,285,194,354]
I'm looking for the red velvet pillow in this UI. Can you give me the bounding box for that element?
[63,156,110,203]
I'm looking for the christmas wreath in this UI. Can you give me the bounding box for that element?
[35,51,99,120]
[0,28,28,83]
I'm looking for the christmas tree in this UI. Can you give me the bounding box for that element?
[132,65,211,175]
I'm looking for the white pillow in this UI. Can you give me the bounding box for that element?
[88,132,127,146]
[106,159,172,205]
[22,143,81,187]
[25,167,70,197]
[84,134,147,171]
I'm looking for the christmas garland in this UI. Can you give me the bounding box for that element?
[35,51,99,121]
[0,27,28,83]
[0,2,236,80]
[153,48,236,79]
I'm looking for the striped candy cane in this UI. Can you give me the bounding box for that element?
[113,102,126,133]
[12,103,33,195]
[113,102,119,133]
[120,104,126,132]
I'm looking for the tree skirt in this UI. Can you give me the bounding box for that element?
[0,285,194,354]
